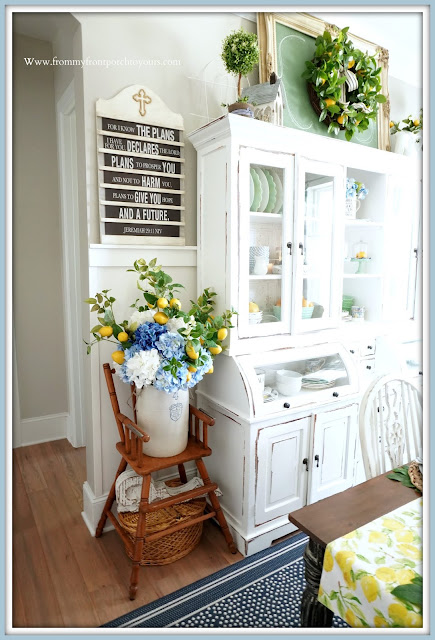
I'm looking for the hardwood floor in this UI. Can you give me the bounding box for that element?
[13,439,243,628]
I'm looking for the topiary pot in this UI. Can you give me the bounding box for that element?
[228,101,254,117]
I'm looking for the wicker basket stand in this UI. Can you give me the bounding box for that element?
[117,479,207,566]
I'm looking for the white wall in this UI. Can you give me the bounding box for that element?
[13,34,68,426]
[74,11,257,247]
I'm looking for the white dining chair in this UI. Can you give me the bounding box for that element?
[359,374,422,479]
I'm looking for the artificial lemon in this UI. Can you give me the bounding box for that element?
[321,78,326,85]
[345,610,356,626]
[249,302,259,313]
[390,121,394,128]
[396,569,415,585]
[405,611,423,628]
[170,298,181,310]
[308,302,314,307]
[374,615,389,628]
[382,517,404,531]
[324,98,336,107]
[188,365,197,373]
[348,58,355,69]
[337,115,345,125]
[413,119,420,127]
[276,298,281,306]
[361,575,379,602]
[153,311,169,325]
[375,567,396,583]
[209,345,222,355]
[356,119,361,125]
[186,344,199,360]
[99,326,113,337]
[323,548,334,572]
[395,530,414,543]
[206,366,214,374]
[186,371,192,382]
[397,543,421,560]
[117,331,128,342]
[112,350,125,365]
[206,315,215,324]
[369,531,388,544]
[217,327,228,341]
[302,299,308,308]
[157,297,168,309]
[388,603,408,626]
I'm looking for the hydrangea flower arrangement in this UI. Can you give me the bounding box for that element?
[346,177,368,200]
[85,258,236,394]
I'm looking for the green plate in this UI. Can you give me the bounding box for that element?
[250,168,262,212]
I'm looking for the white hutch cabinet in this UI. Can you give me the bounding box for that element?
[189,115,420,555]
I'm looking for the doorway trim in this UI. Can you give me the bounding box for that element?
[56,81,86,447]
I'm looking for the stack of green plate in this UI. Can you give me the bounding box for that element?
[342,295,355,312]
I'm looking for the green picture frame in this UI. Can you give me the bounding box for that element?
[257,12,390,150]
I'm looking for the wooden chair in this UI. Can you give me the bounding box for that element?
[359,373,422,479]
[96,363,237,599]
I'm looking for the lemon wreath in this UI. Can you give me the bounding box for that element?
[302,27,386,141]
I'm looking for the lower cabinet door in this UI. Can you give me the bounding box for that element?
[307,404,358,505]
[255,416,310,526]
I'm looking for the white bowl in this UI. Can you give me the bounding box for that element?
[276,369,302,396]
[249,311,263,325]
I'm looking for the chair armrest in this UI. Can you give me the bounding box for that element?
[116,412,150,442]
[190,405,215,427]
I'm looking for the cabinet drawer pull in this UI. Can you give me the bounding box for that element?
[283,402,290,409]
[350,349,355,354]
[367,345,373,350]
[333,391,339,397]
[287,241,292,255]
[314,454,320,468]
[303,458,309,471]
[366,365,372,370]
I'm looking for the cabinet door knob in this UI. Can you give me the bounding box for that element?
[283,402,290,409]
[367,345,373,350]
[366,365,372,370]
[299,242,304,255]
[314,454,320,468]
[350,349,355,354]
[303,458,309,471]
[419,371,423,376]
[333,391,339,397]
[287,241,292,255]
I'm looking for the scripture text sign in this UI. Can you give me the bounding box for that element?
[104,205,182,222]
[96,85,185,244]
[103,153,182,174]
[102,170,182,190]
[104,221,181,237]
[101,117,181,143]
[104,188,182,207]
[102,135,182,159]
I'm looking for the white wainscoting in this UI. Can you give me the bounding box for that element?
[18,412,69,447]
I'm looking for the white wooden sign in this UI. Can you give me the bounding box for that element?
[96,85,185,245]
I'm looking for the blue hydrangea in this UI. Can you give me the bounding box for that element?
[133,321,167,351]
[156,331,186,360]
[154,360,190,394]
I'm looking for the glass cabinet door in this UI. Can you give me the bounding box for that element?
[238,148,294,339]
[293,158,345,332]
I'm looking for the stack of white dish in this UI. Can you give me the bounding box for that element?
[276,370,302,395]
[249,311,263,324]
[301,369,347,390]
[250,166,283,214]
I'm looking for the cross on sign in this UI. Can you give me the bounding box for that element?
[132,89,152,116]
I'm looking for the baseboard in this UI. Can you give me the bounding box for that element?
[18,412,69,447]
[82,467,198,536]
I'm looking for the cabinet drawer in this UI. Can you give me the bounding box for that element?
[359,356,376,378]
[360,341,376,357]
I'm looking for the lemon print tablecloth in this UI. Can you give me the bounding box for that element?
[318,497,422,628]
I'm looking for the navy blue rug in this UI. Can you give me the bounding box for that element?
[102,532,349,629]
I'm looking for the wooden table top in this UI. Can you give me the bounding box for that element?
[288,471,420,548]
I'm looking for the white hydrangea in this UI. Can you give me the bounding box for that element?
[167,315,197,337]
[123,349,161,389]
[129,309,156,331]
